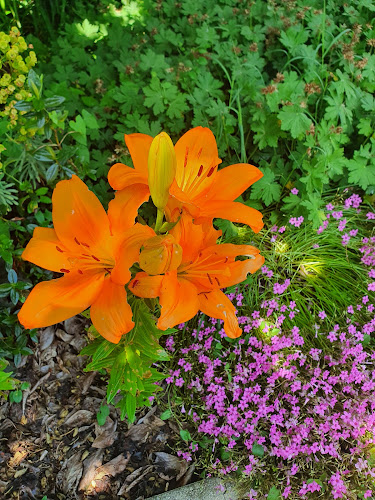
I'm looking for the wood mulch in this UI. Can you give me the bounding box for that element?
[0,317,196,500]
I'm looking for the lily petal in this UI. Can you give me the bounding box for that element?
[108,184,150,238]
[199,243,261,260]
[18,270,105,330]
[157,272,199,330]
[196,200,264,233]
[22,227,70,273]
[128,272,163,298]
[108,163,148,191]
[52,175,112,255]
[219,254,265,288]
[206,163,263,202]
[111,224,155,285]
[90,277,134,344]
[198,289,242,339]
[125,133,153,175]
[174,127,221,197]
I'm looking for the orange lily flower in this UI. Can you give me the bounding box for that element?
[18,175,154,344]
[128,215,264,338]
[108,127,264,233]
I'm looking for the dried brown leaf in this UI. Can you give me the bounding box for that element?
[154,452,188,480]
[94,452,131,479]
[39,327,55,351]
[56,451,83,494]
[177,463,195,486]
[78,449,104,491]
[92,417,118,449]
[64,316,85,335]
[64,410,94,427]
[125,415,165,445]
[55,328,74,342]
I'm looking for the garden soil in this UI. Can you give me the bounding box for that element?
[0,317,196,499]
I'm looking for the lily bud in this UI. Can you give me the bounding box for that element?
[139,235,182,275]
[148,132,176,210]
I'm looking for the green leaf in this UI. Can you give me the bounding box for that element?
[278,105,312,139]
[324,90,352,128]
[97,404,110,426]
[250,167,281,205]
[300,193,324,226]
[8,269,17,284]
[180,429,192,441]
[69,115,87,145]
[280,26,309,52]
[252,443,264,457]
[143,77,166,115]
[28,69,43,98]
[75,19,101,39]
[125,393,137,423]
[160,409,172,420]
[139,49,168,75]
[122,364,137,396]
[44,96,65,108]
[92,339,117,364]
[346,145,375,190]
[251,115,281,149]
[214,219,239,239]
[111,81,141,114]
[282,193,301,213]
[13,100,33,112]
[196,72,223,99]
[361,92,375,112]
[82,109,99,129]
[46,163,59,183]
[10,389,22,403]
[106,351,127,404]
[268,486,281,500]
[358,118,372,137]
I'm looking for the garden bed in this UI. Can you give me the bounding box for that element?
[0,318,197,500]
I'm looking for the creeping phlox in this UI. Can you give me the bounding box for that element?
[18,127,264,343]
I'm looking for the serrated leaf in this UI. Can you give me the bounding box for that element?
[69,115,87,145]
[250,167,281,205]
[278,105,312,139]
[139,49,168,75]
[280,26,309,52]
[82,109,99,129]
[361,92,375,112]
[358,118,372,137]
[251,115,281,149]
[300,193,324,226]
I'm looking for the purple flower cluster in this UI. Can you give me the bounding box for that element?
[164,193,375,499]
[289,216,304,228]
[168,296,375,497]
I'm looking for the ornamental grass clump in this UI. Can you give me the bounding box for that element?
[162,194,375,499]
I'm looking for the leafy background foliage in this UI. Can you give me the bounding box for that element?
[0,0,375,422]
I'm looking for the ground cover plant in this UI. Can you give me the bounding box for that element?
[159,195,375,498]
[0,0,375,498]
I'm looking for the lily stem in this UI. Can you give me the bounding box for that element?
[154,208,164,233]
